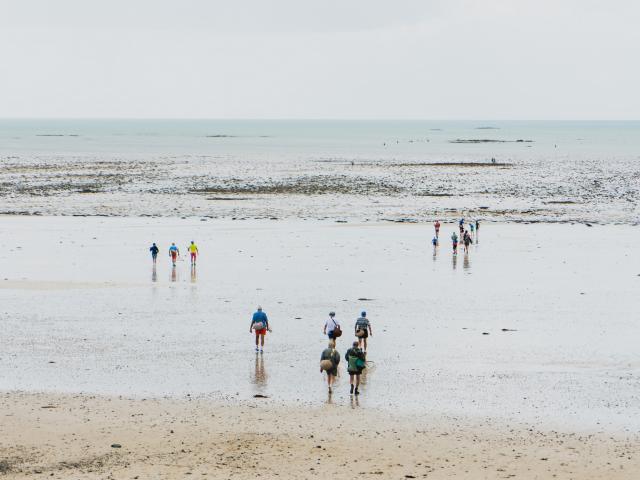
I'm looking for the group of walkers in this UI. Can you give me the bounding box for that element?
[432,219,480,255]
[149,241,199,266]
[320,311,373,395]
[148,219,479,397]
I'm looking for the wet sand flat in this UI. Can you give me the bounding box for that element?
[0,217,639,433]
[1,391,638,479]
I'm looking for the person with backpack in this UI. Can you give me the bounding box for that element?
[355,311,372,353]
[250,306,271,353]
[345,341,366,395]
[463,230,472,253]
[323,311,342,340]
[320,340,340,394]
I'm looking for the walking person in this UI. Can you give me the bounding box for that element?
[355,311,372,353]
[250,306,271,353]
[469,222,475,241]
[149,242,159,264]
[463,230,472,253]
[451,231,459,254]
[432,236,438,248]
[168,243,180,266]
[475,219,480,244]
[323,311,342,341]
[187,240,199,265]
[320,340,340,394]
[434,220,441,239]
[345,341,366,395]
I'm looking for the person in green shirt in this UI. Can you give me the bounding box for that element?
[345,341,366,396]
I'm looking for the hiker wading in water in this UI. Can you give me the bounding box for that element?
[355,311,372,353]
[250,306,271,353]
[320,340,340,394]
[345,341,366,395]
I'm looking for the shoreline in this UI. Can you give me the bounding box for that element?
[0,212,636,227]
[1,391,637,479]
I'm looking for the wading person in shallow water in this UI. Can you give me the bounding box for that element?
[355,311,372,353]
[320,340,340,394]
[323,311,342,341]
[168,243,180,266]
[451,231,458,254]
[463,230,472,253]
[149,242,159,264]
[345,341,366,395]
[250,306,271,353]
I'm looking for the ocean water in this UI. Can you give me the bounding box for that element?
[0,119,638,223]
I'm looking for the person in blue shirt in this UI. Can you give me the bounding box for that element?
[250,306,271,353]
[149,243,159,264]
[168,243,180,267]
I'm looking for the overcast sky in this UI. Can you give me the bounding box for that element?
[1,0,638,119]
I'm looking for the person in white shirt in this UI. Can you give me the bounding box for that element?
[322,311,342,341]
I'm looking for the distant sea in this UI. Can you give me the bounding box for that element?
[0,120,638,223]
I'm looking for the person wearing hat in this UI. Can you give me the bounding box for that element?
[345,340,365,395]
[355,311,372,353]
[250,306,271,353]
[323,311,342,341]
[320,339,340,394]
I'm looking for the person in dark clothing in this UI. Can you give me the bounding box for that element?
[345,341,366,395]
[149,243,159,263]
[320,340,340,394]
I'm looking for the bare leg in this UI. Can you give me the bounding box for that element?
[260,334,265,347]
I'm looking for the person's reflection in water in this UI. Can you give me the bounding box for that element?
[253,353,268,388]
[170,265,177,282]
[463,253,471,271]
[452,253,458,270]
[349,395,360,409]
[152,264,157,282]
[190,264,197,283]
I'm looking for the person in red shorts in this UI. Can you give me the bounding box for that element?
[168,243,180,266]
[250,306,271,353]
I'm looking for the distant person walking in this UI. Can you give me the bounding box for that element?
[432,236,438,248]
[168,243,180,266]
[451,232,459,254]
[469,222,475,241]
[320,340,340,394]
[434,220,441,238]
[345,341,366,395]
[188,241,199,265]
[463,230,472,253]
[355,312,372,353]
[250,306,270,353]
[475,219,480,244]
[323,311,342,341]
[149,243,159,264]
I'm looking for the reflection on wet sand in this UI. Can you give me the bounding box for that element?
[432,245,438,261]
[452,253,458,270]
[170,266,177,282]
[190,265,197,283]
[152,265,157,282]
[349,395,360,409]
[463,253,470,270]
[252,354,267,388]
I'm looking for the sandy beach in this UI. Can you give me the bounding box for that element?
[2,391,638,479]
